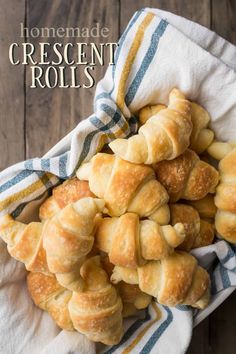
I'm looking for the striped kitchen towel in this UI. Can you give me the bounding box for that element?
[0,7,236,354]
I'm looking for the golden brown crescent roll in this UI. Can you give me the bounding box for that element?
[117,282,152,317]
[214,147,236,243]
[139,104,166,125]
[68,256,123,345]
[111,251,210,309]
[186,194,217,219]
[0,214,49,274]
[109,88,192,164]
[39,178,94,221]
[189,102,214,154]
[77,153,170,224]
[96,213,185,268]
[101,256,152,317]
[27,272,74,331]
[207,141,236,160]
[154,149,219,202]
[42,197,104,291]
[192,220,215,249]
[170,204,214,251]
[138,101,214,154]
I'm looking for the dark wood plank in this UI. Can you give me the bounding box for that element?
[120,0,210,33]
[25,0,119,158]
[0,0,25,169]
[211,0,236,45]
[209,292,236,354]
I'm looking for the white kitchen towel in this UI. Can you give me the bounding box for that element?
[0,7,236,354]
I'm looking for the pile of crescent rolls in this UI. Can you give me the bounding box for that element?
[1,88,236,345]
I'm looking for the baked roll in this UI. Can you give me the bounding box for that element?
[139,101,214,154]
[39,178,94,221]
[109,88,192,164]
[42,197,104,291]
[170,204,214,251]
[0,214,49,274]
[214,147,236,243]
[77,153,170,224]
[96,213,185,268]
[68,256,123,345]
[111,251,210,309]
[101,255,152,317]
[154,149,219,202]
[27,272,74,331]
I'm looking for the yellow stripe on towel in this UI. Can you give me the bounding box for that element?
[122,302,162,354]
[116,12,155,111]
[0,173,53,212]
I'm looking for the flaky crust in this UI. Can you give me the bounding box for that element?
[138,101,214,154]
[154,149,219,202]
[95,213,185,268]
[39,178,94,221]
[189,102,214,154]
[0,214,49,274]
[42,197,104,291]
[68,257,123,345]
[109,88,192,164]
[111,251,210,309]
[214,148,236,243]
[192,220,215,249]
[27,272,74,331]
[170,204,200,251]
[77,153,170,224]
[187,194,217,219]
[117,282,152,317]
[170,204,215,250]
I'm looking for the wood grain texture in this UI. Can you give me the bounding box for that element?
[209,292,236,354]
[25,0,119,158]
[212,0,236,44]
[120,0,210,32]
[0,0,25,170]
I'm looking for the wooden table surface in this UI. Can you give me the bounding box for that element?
[0,0,236,353]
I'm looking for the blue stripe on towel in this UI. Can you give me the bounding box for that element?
[125,19,168,106]
[220,265,231,288]
[220,246,236,265]
[110,10,144,89]
[41,158,50,171]
[0,170,35,193]
[59,153,68,178]
[103,308,151,354]
[24,159,34,170]
[139,306,173,354]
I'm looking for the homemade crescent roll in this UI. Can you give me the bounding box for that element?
[207,141,236,160]
[139,101,214,154]
[42,197,104,291]
[96,213,185,267]
[214,147,236,243]
[77,153,170,224]
[101,256,152,317]
[170,204,214,251]
[187,194,217,219]
[27,272,74,331]
[117,282,152,317]
[0,214,49,274]
[154,149,219,202]
[39,178,94,221]
[68,256,123,345]
[109,88,192,164]
[111,251,210,309]
[189,102,214,154]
